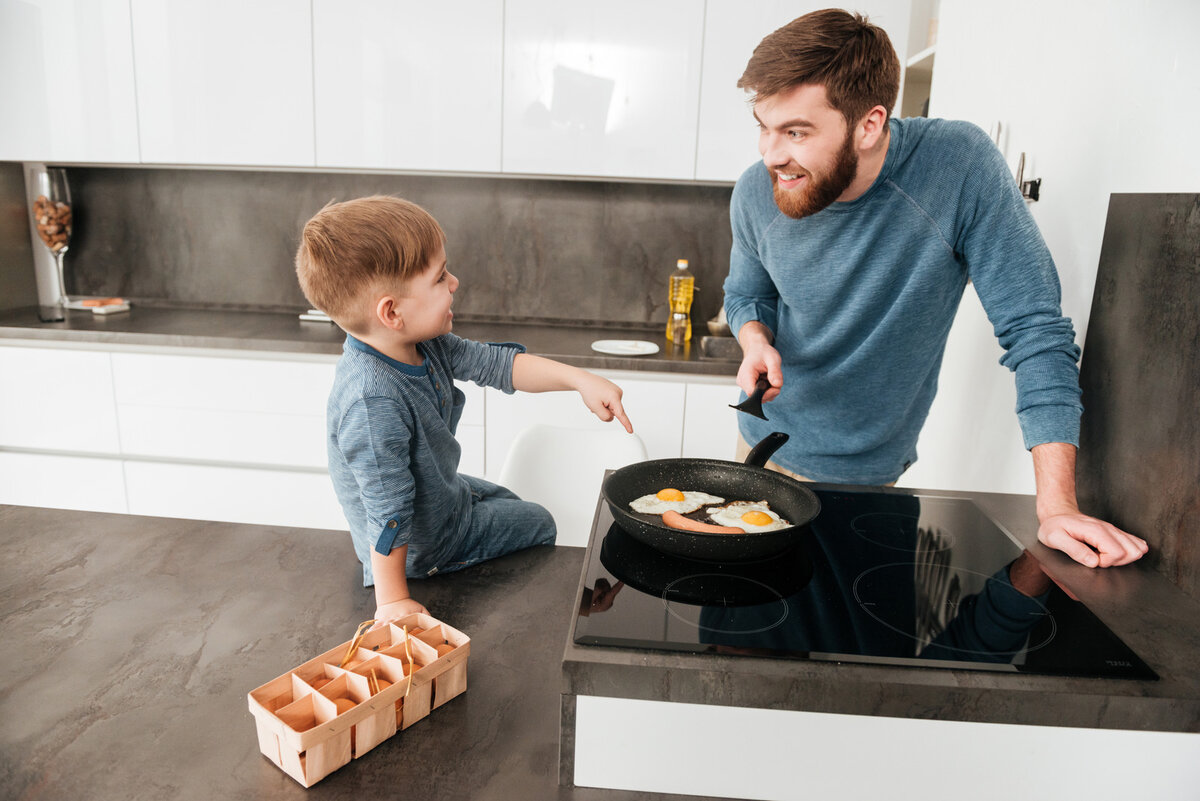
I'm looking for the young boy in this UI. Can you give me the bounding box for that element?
[295,195,634,627]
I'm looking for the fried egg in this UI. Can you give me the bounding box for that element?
[629,488,725,515]
[706,501,791,532]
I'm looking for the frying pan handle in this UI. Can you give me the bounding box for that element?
[744,432,789,468]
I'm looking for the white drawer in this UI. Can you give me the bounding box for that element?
[118,405,327,467]
[0,346,121,454]
[111,352,335,414]
[124,460,346,530]
[0,451,126,513]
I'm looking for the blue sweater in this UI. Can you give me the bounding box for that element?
[327,334,524,585]
[724,117,1082,484]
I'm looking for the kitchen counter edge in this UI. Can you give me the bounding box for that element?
[559,486,1200,735]
[0,305,740,378]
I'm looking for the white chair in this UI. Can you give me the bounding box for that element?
[497,424,648,547]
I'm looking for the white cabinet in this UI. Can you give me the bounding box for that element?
[695,0,913,182]
[313,0,503,172]
[502,0,704,180]
[123,460,345,530]
[456,380,486,478]
[109,351,346,530]
[0,451,126,513]
[110,352,333,468]
[681,380,742,460]
[0,342,733,529]
[0,346,120,454]
[130,0,314,166]
[0,0,139,163]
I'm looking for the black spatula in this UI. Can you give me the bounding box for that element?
[729,377,771,420]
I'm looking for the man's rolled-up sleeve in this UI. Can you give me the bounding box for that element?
[337,396,416,555]
[957,128,1082,449]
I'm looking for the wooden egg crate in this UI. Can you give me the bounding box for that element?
[247,613,470,787]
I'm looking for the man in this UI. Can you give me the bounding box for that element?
[723,9,1147,568]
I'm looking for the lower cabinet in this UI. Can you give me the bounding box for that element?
[1,342,736,532]
[0,451,127,514]
[483,372,741,480]
[123,460,345,530]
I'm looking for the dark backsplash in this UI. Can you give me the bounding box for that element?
[0,162,38,311]
[60,167,735,327]
[1077,193,1200,601]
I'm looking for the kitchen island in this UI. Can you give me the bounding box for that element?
[4,498,1199,801]
[0,503,659,801]
[560,489,1200,798]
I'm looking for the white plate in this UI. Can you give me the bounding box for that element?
[591,339,660,356]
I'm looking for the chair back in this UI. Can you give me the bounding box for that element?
[497,424,648,547]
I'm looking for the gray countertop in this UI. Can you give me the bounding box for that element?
[561,487,1200,741]
[0,504,685,801]
[0,304,740,377]
[2,499,1198,801]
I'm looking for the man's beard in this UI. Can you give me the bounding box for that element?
[772,130,859,219]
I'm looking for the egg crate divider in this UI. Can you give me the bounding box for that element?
[247,612,469,787]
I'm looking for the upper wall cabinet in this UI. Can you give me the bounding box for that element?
[0,0,139,163]
[130,0,315,167]
[695,0,913,183]
[313,0,504,172]
[502,0,704,181]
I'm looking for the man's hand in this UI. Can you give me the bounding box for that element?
[1031,442,1149,568]
[579,578,624,616]
[736,321,784,402]
[1036,513,1148,568]
[371,597,429,630]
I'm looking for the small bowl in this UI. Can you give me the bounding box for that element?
[707,319,732,337]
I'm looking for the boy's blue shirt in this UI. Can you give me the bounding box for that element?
[724,116,1082,484]
[326,332,525,585]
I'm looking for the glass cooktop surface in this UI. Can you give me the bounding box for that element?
[573,486,1156,680]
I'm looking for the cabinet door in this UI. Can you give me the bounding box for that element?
[0,346,120,454]
[456,380,486,477]
[130,0,314,166]
[0,0,140,162]
[681,380,742,460]
[124,460,346,530]
[502,0,704,180]
[111,352,334,468]
[0,451,126,513]
[313,0,503,172]
[695,0,912,182]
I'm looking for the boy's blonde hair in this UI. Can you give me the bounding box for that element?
[295,195,445,333]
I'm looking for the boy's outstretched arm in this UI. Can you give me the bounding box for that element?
[370,544,428,630]
[512,353,634,433]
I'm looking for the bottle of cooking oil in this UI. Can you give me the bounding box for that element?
[665,259,695,343]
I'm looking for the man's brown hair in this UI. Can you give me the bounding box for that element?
[738,8,900,127]
[295,195,445,333]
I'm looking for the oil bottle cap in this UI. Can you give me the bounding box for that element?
[677,259,689,269]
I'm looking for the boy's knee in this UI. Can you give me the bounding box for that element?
[532,503,557,545]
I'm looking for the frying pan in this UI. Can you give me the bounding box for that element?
[601,432,821,561]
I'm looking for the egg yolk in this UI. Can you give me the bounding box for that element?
[741,510,775,526]
[656,488,686,501]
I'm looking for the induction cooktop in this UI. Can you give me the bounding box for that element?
[572,485,1156,680]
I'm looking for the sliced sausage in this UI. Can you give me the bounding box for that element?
[661,510,745,534]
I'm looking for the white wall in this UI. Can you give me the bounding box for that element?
[898,0,1200,495]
